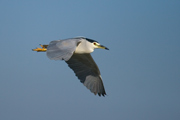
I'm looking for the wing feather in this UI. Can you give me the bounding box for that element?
[66,53,106,96]
[46,39,81,61]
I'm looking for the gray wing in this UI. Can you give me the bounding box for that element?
[66,53,106,96]
[46,39,81,61]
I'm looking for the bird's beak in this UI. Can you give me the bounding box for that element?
[97,44,109,50]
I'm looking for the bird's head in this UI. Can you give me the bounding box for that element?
[86,38,109,50]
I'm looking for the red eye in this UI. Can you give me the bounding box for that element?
[93,42,96,45]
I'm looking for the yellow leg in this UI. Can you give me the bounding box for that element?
[32,44,48,52]
[40,44,44,48]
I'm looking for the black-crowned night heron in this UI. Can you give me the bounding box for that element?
[32,37,109,96]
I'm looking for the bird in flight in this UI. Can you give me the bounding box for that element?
[32,37,109,96]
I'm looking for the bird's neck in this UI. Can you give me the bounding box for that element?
[75,41,94,54]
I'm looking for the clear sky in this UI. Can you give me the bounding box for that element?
[0,0,180,120]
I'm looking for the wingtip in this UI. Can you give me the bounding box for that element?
[97,92,106,97]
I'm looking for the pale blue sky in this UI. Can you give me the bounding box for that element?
[0,0,180,120]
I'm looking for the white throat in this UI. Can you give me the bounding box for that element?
[75,40,94,53]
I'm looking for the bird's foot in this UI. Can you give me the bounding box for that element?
[32,44,48,52]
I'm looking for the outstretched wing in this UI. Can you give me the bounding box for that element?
[66,53,106,96]
[46,38,81,61]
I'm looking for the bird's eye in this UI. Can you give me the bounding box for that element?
[93,42,96,45]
